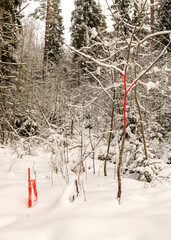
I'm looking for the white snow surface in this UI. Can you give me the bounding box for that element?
[0,145,171,240]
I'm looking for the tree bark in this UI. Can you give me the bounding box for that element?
[0,6,5,142]
[0,7,3,69]
[135,87,148,161]
[150,0,155,49]
[104,87,116,176]
[135,26,148,161]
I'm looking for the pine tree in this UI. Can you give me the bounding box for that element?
[70,0,106,49]
[31,0,64,66]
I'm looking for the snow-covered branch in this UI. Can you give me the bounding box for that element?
[127,40,171,93]
[88,70,113,102]
[65,43,124,75]
[140,31,171,45]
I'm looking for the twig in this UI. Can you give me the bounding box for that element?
[33,91,51,128]
[88,70,113,102]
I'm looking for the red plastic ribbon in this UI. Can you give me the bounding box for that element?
[28,168,38,208]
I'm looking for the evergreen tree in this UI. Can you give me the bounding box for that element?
[0,0,22,143]
[70,0,106,49]
[0,0,22,86]
[70,0,107,85]
[43,0,50,81]
[0,0,22,72]
[31,0,64,65]
[157,0,171,48]
[111,0,131,36]
[48,0,64,65]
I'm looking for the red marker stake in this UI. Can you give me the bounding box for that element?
[28,168,37,208]
[28,168,32,207]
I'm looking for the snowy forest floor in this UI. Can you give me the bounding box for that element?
[0,144,171,240]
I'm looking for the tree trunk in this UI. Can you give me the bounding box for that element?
[134,27,148,167]
[150,0,155,48]
[0,7,5,143]
[43,0,51,81]
[0,7,3,69]
[104,87,116,176]
[135,88,148,160]
[117,123,126,203]
[134,26,151,182]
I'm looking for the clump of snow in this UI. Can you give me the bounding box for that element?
[96,66,101,75]
[146,81,158,91]
[113,12,121,19]
[153,66,160,73]
[90,27,98,38]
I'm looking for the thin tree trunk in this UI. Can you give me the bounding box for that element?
[134,64,148,161]
[117,86,127,203]
[134,27,150,183]
[0,7,5,143]
[135,27,148,161]
[104,86,116,176]
[134,86,148,159]
[150,0,155,49]
[0,7,3,79]
[10,30,24,141]
[43,0,50,81]
[135,88,148,160]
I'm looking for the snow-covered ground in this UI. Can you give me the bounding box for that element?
[0,145,171,240]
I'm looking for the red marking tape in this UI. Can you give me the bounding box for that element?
[28,168,38,208]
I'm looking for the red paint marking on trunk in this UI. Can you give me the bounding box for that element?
[126,79,138,94]
[120,73,127,134]
[123,74,127,133]
[120,72,137,134]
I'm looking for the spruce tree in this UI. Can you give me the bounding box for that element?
[48,0,64,65]
[70,0,106,49]
[157,0,171,48]
[111,0,131,36]
[0,0,22,73]
[70,0,107,84]
[0,0,22,86]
